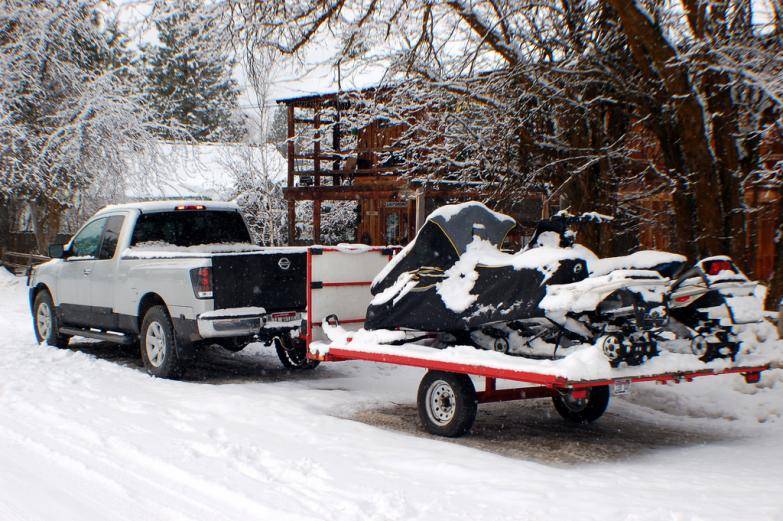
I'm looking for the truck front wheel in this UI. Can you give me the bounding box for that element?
[274,335,319,370]
[140,305,187,379]
[33,290,70,348]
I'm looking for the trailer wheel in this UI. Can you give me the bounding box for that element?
[552,386,610,424]
[417,371,477,437]
[275,336,319,370]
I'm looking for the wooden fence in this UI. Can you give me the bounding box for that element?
[0,250,50,276]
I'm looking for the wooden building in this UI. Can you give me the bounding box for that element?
[277,89,781,284]
[628,125,782,282]
[277,89,544,246]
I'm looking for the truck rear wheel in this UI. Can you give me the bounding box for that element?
[140,305,187,379]
[417,371,477,437]
[552,386,610,424]
[33,290,70,348]
[274,335,319,370]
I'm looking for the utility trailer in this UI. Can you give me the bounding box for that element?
[303,247,770,437]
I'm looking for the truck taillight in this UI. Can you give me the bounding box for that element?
[705,260,734,276]
[190,267,213,298]
[270,311,298,322]
[176,204,206,211]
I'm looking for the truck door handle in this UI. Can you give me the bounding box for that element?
[83,268,92,276]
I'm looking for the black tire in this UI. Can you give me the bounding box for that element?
[552,386,610,424]
[274,335,320,370]
[417,371,477,437]
[140,305,187,379]
[32,290,70,348]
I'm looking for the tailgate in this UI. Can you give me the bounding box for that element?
[212,251,306,312]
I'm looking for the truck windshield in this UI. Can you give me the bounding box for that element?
[131,211,252,247]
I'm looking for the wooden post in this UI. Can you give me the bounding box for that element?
[314,110,321,187]
[288,201,296,245]
[541,193,550,219]
[313,110,321,244]
[415,188,426,232]
[287,105,295,187]
[287,104,296,245]
[407,198,416,243]
[313,201,321,245]
[332,107,341,186]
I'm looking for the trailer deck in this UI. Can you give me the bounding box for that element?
[313,342,768,391]
[303,245,773,437]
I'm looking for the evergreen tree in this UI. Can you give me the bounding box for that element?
[144,1,246,142]
[266,105,289,157]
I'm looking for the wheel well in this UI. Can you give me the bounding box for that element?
[30,283,51,309]
[137,293,167,329]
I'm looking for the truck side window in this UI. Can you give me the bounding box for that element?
[70,218,107,259]
[98,215,125,260]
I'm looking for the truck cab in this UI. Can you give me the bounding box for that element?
[29,201,312,378]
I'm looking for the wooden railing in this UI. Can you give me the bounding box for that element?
[0,251,50,276]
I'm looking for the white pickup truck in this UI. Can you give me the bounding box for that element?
[28,200,315,378]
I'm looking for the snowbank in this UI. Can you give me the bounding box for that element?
[0,267,18,286]
[3,268,783,520]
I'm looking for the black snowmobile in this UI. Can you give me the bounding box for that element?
[365,202,672,367]
[664,256,765,362]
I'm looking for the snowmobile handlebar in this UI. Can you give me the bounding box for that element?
[551,211,614,225]
[527,211,613,249]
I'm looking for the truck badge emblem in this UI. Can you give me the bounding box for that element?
[278,257,291,270]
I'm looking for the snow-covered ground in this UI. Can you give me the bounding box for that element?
[1,269,782,521]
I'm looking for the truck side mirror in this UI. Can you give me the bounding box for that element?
[48,244,65,259]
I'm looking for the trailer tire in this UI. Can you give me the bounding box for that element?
[552,386,610,424]
[140,305,186,379]
[417,371,477,437]
[275,336,319,370]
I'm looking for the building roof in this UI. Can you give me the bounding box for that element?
[275,85,388,105]
[126,142,286,201]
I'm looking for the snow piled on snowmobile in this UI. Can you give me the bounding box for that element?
[362,201,781,370]
[366,202,595,332]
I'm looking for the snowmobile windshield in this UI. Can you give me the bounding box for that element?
[428,202,516,255]
[371,202,516,295]
[130,211,252,247]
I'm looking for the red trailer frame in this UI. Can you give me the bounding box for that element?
[314,344,767,402]
[303,247,770,435]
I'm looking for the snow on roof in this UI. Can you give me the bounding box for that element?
[125,142,286,201]
[96,200,240,215]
